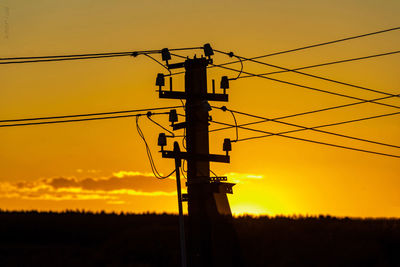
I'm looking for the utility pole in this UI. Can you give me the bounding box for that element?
[156,45,242,267]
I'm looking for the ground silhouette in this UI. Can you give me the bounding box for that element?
[0,211,398,266]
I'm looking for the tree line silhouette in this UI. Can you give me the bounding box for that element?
[0,211,398,266]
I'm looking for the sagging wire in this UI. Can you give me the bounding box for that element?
[220,106,239,142]
[141,53,172,75]
[226,51,243,80]
[146,112,175,137]
[136,115,175,179]
[181,160,187,180]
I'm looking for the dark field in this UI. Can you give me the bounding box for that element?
[0,211,399,266]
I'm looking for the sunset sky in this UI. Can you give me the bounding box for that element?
[0,0,399,217]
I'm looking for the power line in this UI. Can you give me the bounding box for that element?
[171,53,400,110]
[0,46,202,64]
[147,113,175,137]
[0,106,182,123]
[211,26,400,68]
[211,63,400,110]
[167,26,400,77]
[211,105,400,135]
[0,47,201,61]
[0,112,169,128]
[136,115,176,180]
[167,49,400,78]
[216,107,400,149]
[0,54,132,64]
[241,50,400,77]
[210,120,400,159]
[0,52,136,61]
[215,49,399,98]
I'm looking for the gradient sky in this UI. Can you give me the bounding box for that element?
[0,0,399,217]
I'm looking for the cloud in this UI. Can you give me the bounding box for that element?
[224,172,264,184]
[0,171,177,201]
[0,170,264,202]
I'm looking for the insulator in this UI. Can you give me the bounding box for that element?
[156,73,165,87]
[169,109,178,123]
[223,138,232,152]
[161,48,171,61]
[220,76,229,89]
[158,133,167,147]
[203,43,214,57]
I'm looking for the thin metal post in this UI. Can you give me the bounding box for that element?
[173,141,187,267]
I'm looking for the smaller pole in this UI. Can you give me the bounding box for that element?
[173,141,187,267]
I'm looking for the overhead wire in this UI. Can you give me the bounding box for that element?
[0,106,182,123]
[241,50,400,77]
[165,27,400,77]
[0,54,132,64]
[0,46,203,64]
[216,106,400,149]
[231,112,400,141]
[147,112,175,137]
[210,63,400,110]
[209,120,400,159]
[171,51,400,152]
[210,26,400,68]
[0,47,202,60]
[215,49,399,98]
[170,52,400,110]
[142,53,171,74]
[136,115,175,179]
[210,102,400,134]
[0,112,168,128]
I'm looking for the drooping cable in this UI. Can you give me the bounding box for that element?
[136,116,175,179]
[220,106,239,142]
[225,52,243,80]
[146,112,175,137]
[142,53,171,74]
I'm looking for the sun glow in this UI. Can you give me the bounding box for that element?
[231,203,272,216]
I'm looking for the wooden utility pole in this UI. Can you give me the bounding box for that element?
[157,47,242,266]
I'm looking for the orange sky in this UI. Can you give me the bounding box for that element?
[0,0,399,217]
